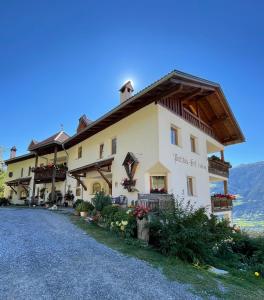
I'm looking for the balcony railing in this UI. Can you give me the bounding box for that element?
[137,193,175,211]
[182,108,217,140]
[208,156,231,178]
[211,196,233,212]
[159,97,219,140]
[33,165,68,183]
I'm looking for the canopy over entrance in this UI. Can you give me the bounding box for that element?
[69,158,114,194]
[5,177,31,187]
[5,177,31,195]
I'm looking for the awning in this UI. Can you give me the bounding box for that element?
[5,177,32,187]
[69,157,114,175]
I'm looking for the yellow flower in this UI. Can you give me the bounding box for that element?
[255,272,260,277]
[121,220,128,226]
[116,221,119,226]
[120,225,125,231]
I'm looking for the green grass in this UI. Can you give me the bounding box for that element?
[71,215,264,299]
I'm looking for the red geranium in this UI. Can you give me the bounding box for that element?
[133,205,149,220]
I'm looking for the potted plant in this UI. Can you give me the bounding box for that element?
[76,201,94,218]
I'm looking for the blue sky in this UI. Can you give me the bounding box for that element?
[0,0,263,165]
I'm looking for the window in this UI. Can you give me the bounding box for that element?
[20,190,27,200]
[21,168,24,178]
[92,182,101,194]
[99,143,104,159]
[78,146,82,159]
[190,135,197,153]
[76,188,81,197]
[28,166,31,176]
[171,126,179,146]
[150,176,167,193]
[111,138,117,155]
[187,176,196,196]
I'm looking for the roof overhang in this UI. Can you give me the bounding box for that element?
[5,177,31,187]
[69,157,114,175]
[64,70,245,148]
[5,153,35,165]
[29,142,65,156]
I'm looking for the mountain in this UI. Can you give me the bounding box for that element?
[212,161,264,231]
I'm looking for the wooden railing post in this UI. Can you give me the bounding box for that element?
[31,153,38,205]
[51,146,58,204]
[224,180,228,194]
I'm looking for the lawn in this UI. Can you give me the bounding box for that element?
[71,215,264,299]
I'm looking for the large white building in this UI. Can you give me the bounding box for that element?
[4,70,245,220]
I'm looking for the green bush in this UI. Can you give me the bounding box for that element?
[92,191,112,211]
[76,201,94,213]
[148,196,264,273]
[148,197,234,264]
[73,199,84,209]
[110,209,137,238]
[101,205,119,225]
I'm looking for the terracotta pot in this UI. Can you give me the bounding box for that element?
[80,211,88,218]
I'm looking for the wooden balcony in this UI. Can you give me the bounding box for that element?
[33,165,67,183]
[182,108,217,139]
[208,156,230,178]
[211,196,233,212]
[158,96,218,140]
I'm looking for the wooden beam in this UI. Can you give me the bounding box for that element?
[156,84,183,102]
[75,176,87,191]
[51,145,58,204]
[10,186,17,194]
[220,150,225,162]
[209,114,229,126]
[169,78,215,91]
[224,180,228,194]
[97,168,112,188]
[31,154,38,204]
[21,185,29,196]
[181,88,203,103]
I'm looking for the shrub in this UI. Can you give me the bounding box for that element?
[231,233,264,275]
[110,209,137,238]
[0,198,10,206]
[76,201,94,213]
[148,196,234,264]
[73,199,84,209]
[101,205,119,225]
[92,191,112,211]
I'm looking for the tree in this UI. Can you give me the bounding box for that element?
[0,170,6,198]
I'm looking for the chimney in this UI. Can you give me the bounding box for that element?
[10,146,17,159]
[119,81,134,103]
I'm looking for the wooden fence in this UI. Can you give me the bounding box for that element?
[137,194,175,211]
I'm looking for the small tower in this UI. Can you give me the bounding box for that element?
[119,81,134,103]
[10,146,17,159]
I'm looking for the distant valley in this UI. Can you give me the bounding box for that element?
[212,161,264,231]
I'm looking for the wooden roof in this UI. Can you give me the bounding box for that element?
[5,177,31,186]
[5,153,35,165]
[28,131,70,155]
[64,70,245,148]
[69,157,114,175]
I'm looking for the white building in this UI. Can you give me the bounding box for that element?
[4,70,245,220]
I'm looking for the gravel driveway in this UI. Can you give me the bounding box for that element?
[0,208,199,300]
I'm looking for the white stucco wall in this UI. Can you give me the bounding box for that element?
[157,104,225,212]
[67,103,159,201]
[5,102,231,218]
